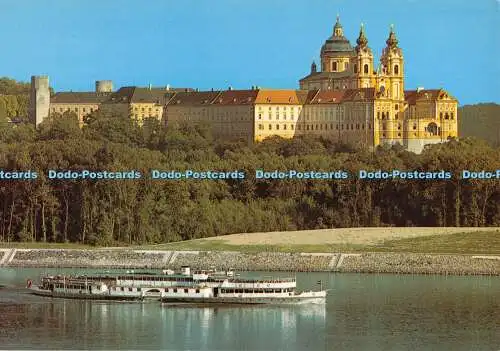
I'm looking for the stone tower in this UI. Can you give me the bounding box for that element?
[29,75,50,126]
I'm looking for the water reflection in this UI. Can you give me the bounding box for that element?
[0,297,326,350]
[1,269,499,350]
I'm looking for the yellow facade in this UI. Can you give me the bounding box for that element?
[50,103,99,126]
[131,103,163,124]
[253,90,303,142]
[39,18,457,154]
[299,17,457,152]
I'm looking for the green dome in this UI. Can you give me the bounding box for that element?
[322,15,354,54]
[321,37,353,53]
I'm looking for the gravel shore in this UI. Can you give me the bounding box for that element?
[1,249,498,275]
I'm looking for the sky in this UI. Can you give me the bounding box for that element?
[1,0,499,105]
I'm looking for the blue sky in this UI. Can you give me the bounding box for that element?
[1,0,499,105]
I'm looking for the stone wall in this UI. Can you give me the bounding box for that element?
[170,252,335,271]
[338,253,500,275]
[2,249,499,275]
[8,249,166,268]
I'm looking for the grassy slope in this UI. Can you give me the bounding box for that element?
[139,230,500,254]
[1,230,499,255]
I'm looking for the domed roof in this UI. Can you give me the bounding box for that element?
[321,16,354,54]
[321,37,353,53]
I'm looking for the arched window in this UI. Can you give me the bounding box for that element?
[427,122,439,136]
[332,62,338,71]
[344,62,349,70]
[394,64,399,75]
[354,64,358,73]
[364,64,369,74]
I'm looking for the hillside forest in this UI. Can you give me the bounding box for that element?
[0,77,498,245]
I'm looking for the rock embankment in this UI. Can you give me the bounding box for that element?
[8,249,166,268]
[170,252,335,271]
[2,249,499,275]
[338,253,500,275]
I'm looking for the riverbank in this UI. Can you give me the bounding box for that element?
[0,248,498,275]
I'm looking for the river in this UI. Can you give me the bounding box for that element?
[0,268,498,350]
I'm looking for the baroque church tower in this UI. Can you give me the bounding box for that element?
[377,25,405,101]
[351,23,375,89]
[373,26,407,146]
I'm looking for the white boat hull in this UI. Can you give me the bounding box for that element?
[161,291,327,305]
[29,286,158,301]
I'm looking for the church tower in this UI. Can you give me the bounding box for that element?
[378,25,404,100]
[351,23,375,89]
[374,25,406,147]
[310,60,317,74]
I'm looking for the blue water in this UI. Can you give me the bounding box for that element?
[0,268,498,350]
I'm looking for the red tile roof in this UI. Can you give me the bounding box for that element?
[404,89,457,105]
[308,90,345,104]
[211,90,258,105]
[255,90,301,104]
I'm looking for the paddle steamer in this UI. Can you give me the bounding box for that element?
[28,266,327,304]
[28,266,232,300]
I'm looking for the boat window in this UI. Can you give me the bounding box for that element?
[129,288,133,292]
[173,289,177,293]
[196,289,200,293]
[184,289,189,293]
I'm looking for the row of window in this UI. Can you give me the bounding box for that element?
[220,288,293,293]
[180,116,252,122]
[440,112,454,120]
[331,61,349,71]
[53,284,85,289]
[166,288,200,293]
[52,107,95,113]
[133,107,161,112]
[378,111,397,120]
[353,63,370,74]
[258,123,372,131]
[133,114,160,119]
[258,106,299,111]
[258,124,295,131]
[258,113,296,120]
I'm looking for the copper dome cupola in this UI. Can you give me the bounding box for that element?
[321,15,354,55]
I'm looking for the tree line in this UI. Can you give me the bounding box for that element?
[0,77,31,121]
[0,106,498,246]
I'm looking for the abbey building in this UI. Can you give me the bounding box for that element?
[29,16,458,154]
[299,17,457,153]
